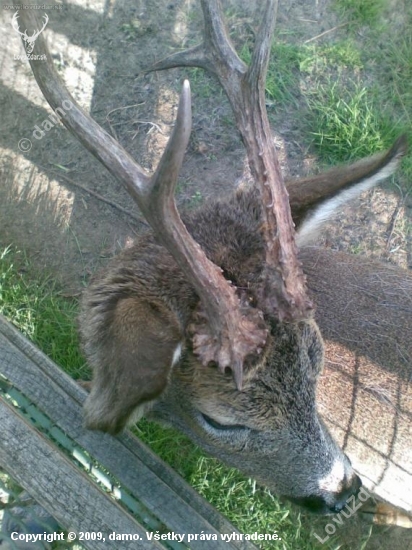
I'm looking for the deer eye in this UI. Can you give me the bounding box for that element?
[201,413,246,431]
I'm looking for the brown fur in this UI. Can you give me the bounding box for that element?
[80,140,409,514]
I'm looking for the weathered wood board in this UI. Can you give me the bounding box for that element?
[0,315,258,550]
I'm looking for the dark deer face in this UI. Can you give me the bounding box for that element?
[150,319,361,514]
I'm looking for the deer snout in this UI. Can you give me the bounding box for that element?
[329,472,362,513]
[290,471,362,514]
[317,454,362,514]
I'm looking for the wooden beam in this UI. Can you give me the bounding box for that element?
[0,397,162,550]
[0,315,257,550]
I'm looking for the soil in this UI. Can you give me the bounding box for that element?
[1,0,411,548]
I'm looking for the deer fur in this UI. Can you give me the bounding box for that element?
[80,138,409,514]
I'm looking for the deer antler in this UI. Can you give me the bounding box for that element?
[150,0,313,321]
[18,8,268,389]
[34,14,49,38]
[11,12,24,36]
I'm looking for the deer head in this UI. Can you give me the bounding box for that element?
[19,2,408,516]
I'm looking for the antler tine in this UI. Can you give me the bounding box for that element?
[150,0,246,78]
[20,8,268,389]
[148,81,192,207]
[152,0,312,321]
[247,1,278,85]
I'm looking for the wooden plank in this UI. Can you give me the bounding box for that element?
[0,315,258,550]
[0,397,163,550]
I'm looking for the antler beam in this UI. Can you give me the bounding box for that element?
[151,0,313,320]
[19,7,268,389]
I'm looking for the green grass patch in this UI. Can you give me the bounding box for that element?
[362,8,412,188]
[332,0,387,27]
[300,40,363,75]
[238,36,362,106]
[304,2,411,191]
[306,80,398,162]
[0,247,84,378]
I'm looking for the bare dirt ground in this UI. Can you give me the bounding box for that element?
[1,0,409,292]
[1,0,411,548]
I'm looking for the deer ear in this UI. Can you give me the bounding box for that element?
[292,136,407,247]
[83,297,182,434]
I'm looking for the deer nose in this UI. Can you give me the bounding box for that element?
[288,473,362,514]
[329,473,362,513]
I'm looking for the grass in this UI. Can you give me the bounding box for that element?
[311,0,411,188]
[180,0,411,195]
[0,247,84,378]
[306,81,398,163]
[332,0,386,27]
[232,0,411,192]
